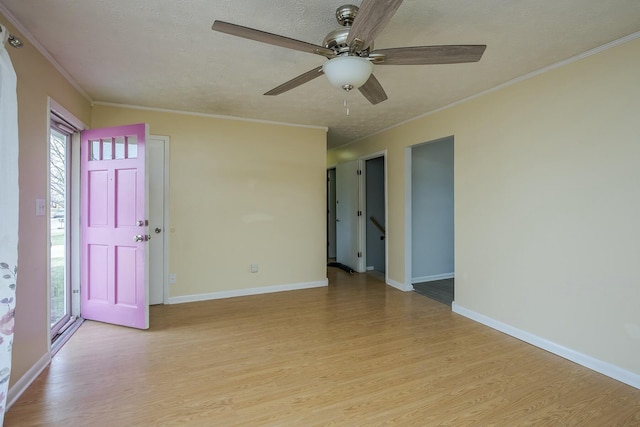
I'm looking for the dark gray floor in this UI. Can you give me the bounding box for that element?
[412,278,454,306]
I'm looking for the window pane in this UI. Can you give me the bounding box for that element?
[115,136,126,159]
[102,138,113,160]
[90,139,100,161]
[127,135,138,159]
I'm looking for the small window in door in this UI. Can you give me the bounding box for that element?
[89,135,138,160]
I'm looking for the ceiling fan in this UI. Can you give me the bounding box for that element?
[212,0,486,105]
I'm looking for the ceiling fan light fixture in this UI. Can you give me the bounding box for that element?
[322,55,373,92]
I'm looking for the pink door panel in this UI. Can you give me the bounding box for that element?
[81,123,149,329]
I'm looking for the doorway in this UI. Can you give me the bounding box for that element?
[48,103,169,348]
[330,155,387,278]
[410,136,454,304]
[327,168,336,260]
[49,115,73,338]
[49,102,84,349]
[365,156,386,276]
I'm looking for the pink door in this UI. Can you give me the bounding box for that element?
[81,123,149,329]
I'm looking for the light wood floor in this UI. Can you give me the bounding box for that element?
[6,269,640,426]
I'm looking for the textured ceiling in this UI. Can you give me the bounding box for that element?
[2,0,640,148]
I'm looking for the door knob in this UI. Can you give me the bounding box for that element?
[133,234,144,242]
[154,227,162,234]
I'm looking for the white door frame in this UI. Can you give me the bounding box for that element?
[404,146,414,291]
[48,99,86,329]
[148,135,170,304]
[327,167,337,259]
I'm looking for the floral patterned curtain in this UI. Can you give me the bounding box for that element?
[0,24,19,423]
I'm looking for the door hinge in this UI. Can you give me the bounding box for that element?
[357,169,362,175]
[357,251,362,258]
[357,210,362,216]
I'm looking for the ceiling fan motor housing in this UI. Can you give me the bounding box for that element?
[323,28,350,54]
[323,5,372,55]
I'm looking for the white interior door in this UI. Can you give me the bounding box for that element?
[336,160,362,272]
[148,136,168,305]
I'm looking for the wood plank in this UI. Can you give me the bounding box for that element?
[6,268,640,425]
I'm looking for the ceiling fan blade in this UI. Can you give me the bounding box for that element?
[371,45,487,65]
[358,74,388,105]
[264,66,324,96]
[212,21,335,58]
[346,0,404,52]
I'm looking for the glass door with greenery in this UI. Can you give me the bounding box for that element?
[50,127,70,336]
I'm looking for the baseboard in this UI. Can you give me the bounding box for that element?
[167,279,329,304]
[452,302,640,390]
[412,273,454,284]
[386,278,413,292]
[7,352,51,410]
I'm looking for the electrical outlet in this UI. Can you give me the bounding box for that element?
[250,264,258,273]
[169,273,176,284]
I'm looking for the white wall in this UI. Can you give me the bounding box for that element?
[411,137,454,282]
[328,35,640,385]
[92,104,328,301]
